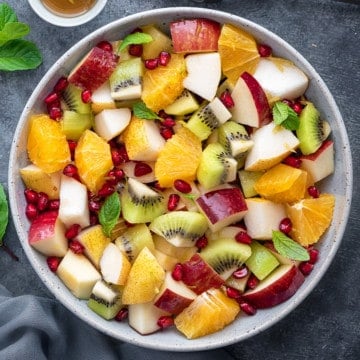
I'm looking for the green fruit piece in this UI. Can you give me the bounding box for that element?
[61,110,93,140]
[87,280,123,320]
[62,83,92,114]
[164,89,199,116]
[200,238,252,280]
[245,241,280,280]
[197,142,237,190]
[296,102,325,155]
[115,223,155,262]
[149,211,208,248]
[238,169,265,198]
[121,178,166,224]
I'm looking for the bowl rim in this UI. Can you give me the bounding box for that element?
[8,6,353,352]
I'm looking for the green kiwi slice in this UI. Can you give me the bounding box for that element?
[60,110,93,140]
[164,89,199,116]
[62,83,92,114]
[149,211,208,247]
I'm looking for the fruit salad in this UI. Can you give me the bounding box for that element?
[21,18,335,339]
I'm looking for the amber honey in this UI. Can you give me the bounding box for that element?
[41,0,97,17]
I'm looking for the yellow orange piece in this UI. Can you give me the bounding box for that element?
[75,129,113,193]
[141,53,187,112]
[254,163,308,203]
[286,194,335,246]
[218,24,260,84]
[154,126,202,187]
[174,288,240,339]
[27,114,71,173]
[122,247,165,304]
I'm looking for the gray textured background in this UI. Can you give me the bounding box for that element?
[0,0,359,358]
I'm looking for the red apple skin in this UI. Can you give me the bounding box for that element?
[29,210,58,244]
[154,288,194,315]
[241,72,272,127]
[196,187,248,227]
[68,47,118,91]
[181,253,225,294]
[242,265,305,309]
[170,18,221,53]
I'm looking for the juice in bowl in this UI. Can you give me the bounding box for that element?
[8,7,352,352]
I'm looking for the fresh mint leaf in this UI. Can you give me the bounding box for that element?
[0,39,42,71]
[133,101,161,120]
[99,192,121,237]
[0,184,8,243]
[272,101,299,131]
[0,22,30,45]
[118,32,153,52]
[0,3,18,30]
[272,230,310,261]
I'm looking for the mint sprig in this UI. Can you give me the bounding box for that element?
[133,101,161,120]
[99,192,121,237]
[272,101,300,131]
[272,230,310,261]
[118,32,153,52]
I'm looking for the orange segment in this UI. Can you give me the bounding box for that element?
[141,53,187,112]
[174,288,240,339]
[286,194,335,246]
[75,129,113,194]
[27,114,71,173]
[154,126,202,187]
[254,163,308,203]
[218,24,260,84]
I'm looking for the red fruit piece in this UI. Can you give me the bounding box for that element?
[47,256,61,272]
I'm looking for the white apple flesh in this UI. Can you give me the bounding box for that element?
[90,81,116,114]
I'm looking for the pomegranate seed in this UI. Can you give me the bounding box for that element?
[171,263,183,281]
[308,185,320,198]
[292,102,303,114]
[246,274,259,290]
[88,198,102,212]
[67,140,77,160]
[157,315,174,329]
[44,92,59,105]
[96,40,113,52]
[235,231,252,244]
[54,77,68,93]
[24,188,38,204]
[48,199,60,210]
[299,261,314,276]
[90,212,99,225]
[158,51,171,66]
[239,300,257,315]
[65,224,81,240]
[279,217,292,234]
[162,116,176,128]
[258,43,272,57]
[173,179,192,194]
[232,265,249,279]
[25,203,38,220]
[195,235,208,249]
[46,99,61,114]
[283,155,302,168]
[167,193,180,211]
[226,286,241,299]
[81,89,92,103]
[111,146,129,165]
[220,89,235,108]
[128,44,143,57]
[308,248,319,264]
[63,164,79,179]
[49,107,62,121]
[115,307,129,321]
[160,126,173,140]
[108,168,125,181]
[69,240,85,254]
[98,183,115,197]
[37,192,49,211]
[47,256,60,272]
[134,162,152,177]
[144,58,159,70]
[158,110,168,119]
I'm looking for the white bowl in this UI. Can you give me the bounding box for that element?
[28,0,108,27]
[8,7,353,352]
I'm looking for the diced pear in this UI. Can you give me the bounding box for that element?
[141,24,173,60]
[152,248,179,271]
[57,250,101,299]
[91,81,116,114]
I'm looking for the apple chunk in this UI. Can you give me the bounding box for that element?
[242,264,305,308]
[170,18,221,53]
[28,210,68,257]
[230,72,271,128]
[196,187,248,232]
[154,272,197,315]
